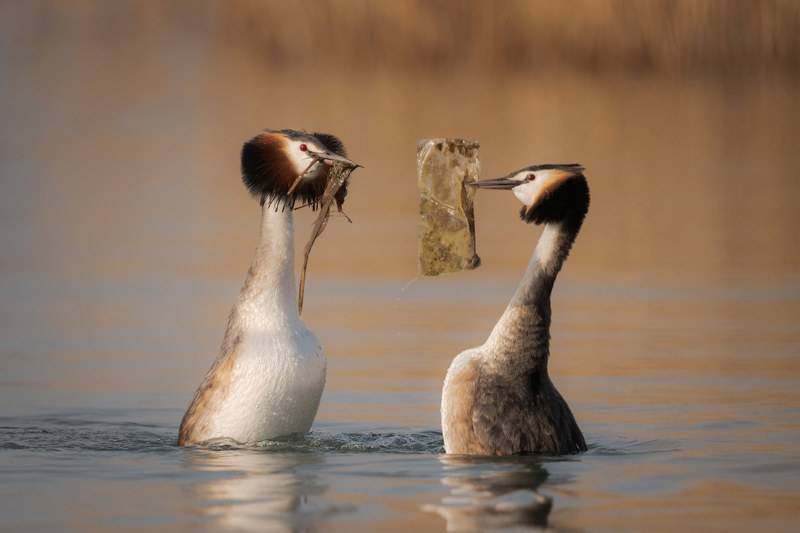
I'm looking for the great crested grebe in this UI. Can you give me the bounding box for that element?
[441,164,589,455]
[179,129,357,446]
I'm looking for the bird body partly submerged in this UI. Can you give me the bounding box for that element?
[178,129,356,446]
[179,207,325,445]
[442,165,589,456]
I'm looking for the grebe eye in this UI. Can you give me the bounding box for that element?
[527,174,535,181]
[299,144,307,152]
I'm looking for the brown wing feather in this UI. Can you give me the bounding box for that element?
[178,336,241,446]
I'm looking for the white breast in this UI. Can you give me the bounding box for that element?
[206,323,327,444]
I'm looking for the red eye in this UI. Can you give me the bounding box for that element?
[527,174,535,181]
[299,144,307,152]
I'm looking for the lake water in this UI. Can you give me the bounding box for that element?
[1,8,800,531]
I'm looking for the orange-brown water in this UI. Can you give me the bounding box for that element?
[1,3,799,532]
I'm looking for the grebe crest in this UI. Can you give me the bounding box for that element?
[241,129,352,210]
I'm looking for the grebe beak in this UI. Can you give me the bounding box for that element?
[470,175,517,190]
[306,148,361,169]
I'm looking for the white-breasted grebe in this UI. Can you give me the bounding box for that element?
[179,129,358,446]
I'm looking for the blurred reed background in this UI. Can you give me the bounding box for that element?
[8,0,800,75]
[227,0,800,75]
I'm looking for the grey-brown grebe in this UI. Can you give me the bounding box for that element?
[441,165,589,455]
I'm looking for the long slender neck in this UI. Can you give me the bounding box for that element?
[483,217,582,375]
[232,205,299,327]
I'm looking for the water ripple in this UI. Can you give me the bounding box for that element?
[191,430,445,454]
[0,419,444,455]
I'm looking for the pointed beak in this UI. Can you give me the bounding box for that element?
[469,175,517,190]
[306,148,362,169]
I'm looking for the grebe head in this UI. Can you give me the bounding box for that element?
[472,164,589,224]
[241,129,359,208]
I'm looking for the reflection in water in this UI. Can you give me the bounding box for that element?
[183,447,350,532]
[424,455,552,531]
